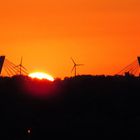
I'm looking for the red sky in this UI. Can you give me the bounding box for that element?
[0,0,140,78]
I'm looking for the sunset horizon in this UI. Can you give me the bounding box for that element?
[1,1,140,137]
[0,0,140,78]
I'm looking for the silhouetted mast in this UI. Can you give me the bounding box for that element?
[138,57,140,66]
[0,56,5,75]
[0,56,28,77]
[117,56,140,76]
[138,57,140,76]
[19,57,23,75]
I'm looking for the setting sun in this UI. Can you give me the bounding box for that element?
[29,72,54,81]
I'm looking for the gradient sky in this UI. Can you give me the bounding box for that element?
[0,0,140,78]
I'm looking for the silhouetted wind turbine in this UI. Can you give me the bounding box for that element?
[71,57,83,77]
[15,57,28,75]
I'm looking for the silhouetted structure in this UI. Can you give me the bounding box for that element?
[15,57,28,75]
[0,56,28,77]
[118,56,140,76]
[71,57,83,76]
[0,56,5,74]
[138,57,140,66]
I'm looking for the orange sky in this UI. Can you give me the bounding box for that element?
[0,0,140,78]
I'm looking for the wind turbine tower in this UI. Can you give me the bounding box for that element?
[71,57,83,77]
[15,57,28,75]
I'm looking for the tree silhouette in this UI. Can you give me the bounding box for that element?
[0,75,140,139]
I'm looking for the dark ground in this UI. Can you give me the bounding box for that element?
[0,75,140,139]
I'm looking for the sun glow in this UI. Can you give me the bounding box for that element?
[29,72,54,81]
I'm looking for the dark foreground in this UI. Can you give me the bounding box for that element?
[0,75,140,139]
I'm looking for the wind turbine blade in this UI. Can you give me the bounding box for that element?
[71,57,76,65]
[76,64,84,66]
[71,66,75,73]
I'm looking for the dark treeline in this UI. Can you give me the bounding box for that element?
[0,75,140,139]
